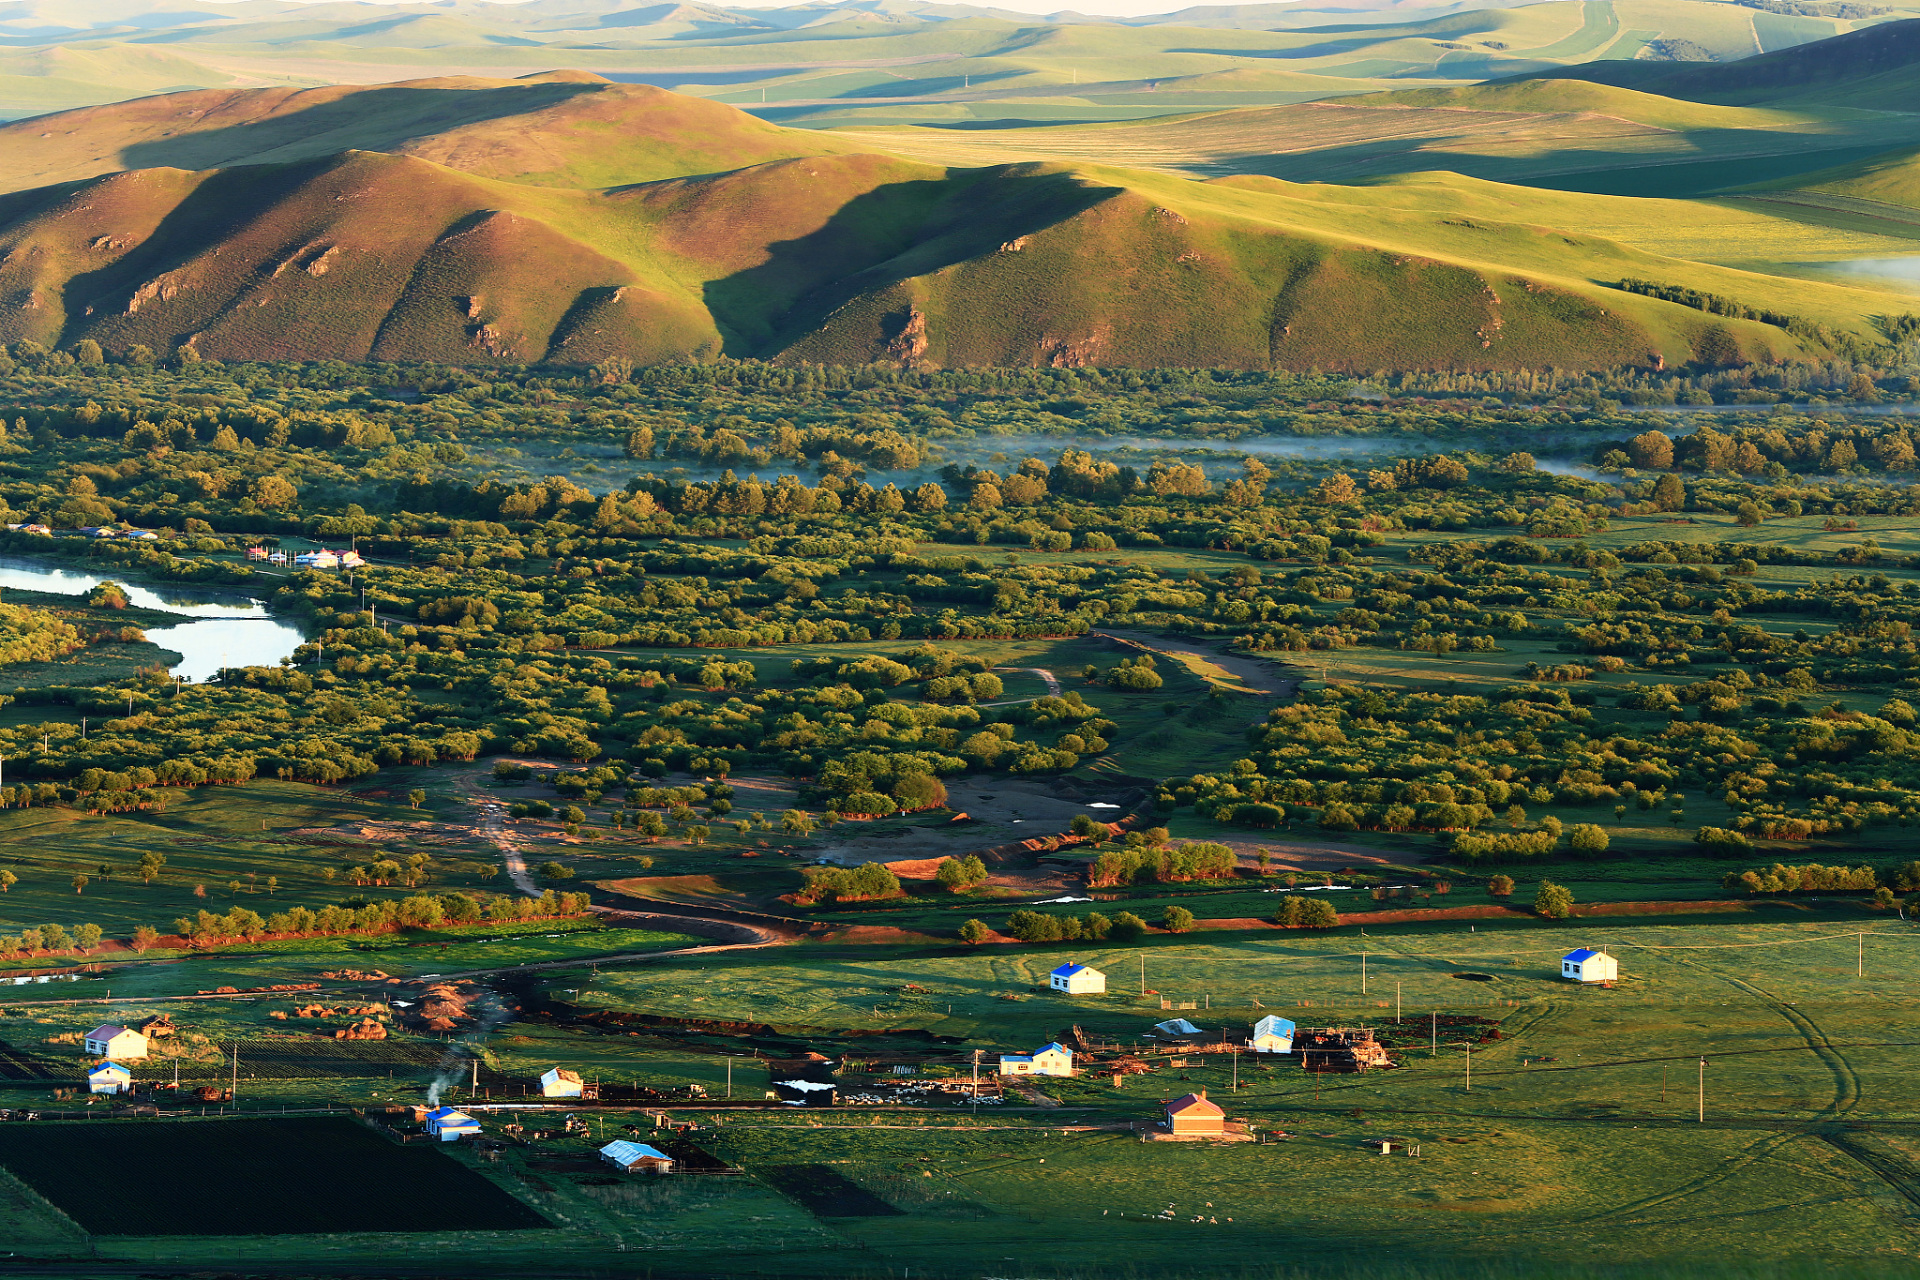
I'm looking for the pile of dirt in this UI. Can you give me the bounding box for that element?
[275,1003,387,1020]
[320,969,391,982]
[397,980,513,1034]
[334,1017,387,1041]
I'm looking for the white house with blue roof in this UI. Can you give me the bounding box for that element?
[424,1105,482,1140]
[87,1061,132,1095]
[999,1042,1075,1077]
[600,1140,674,1174]
[1561,948,1618,984]
[1248,1015,1296,1054]
[1049,961,1105,995]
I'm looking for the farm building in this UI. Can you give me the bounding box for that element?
[424,1106,482,1141]
[1164,1090,1225,1136]
[83,1024,148,1060]
[540,1067,584,1098]
[86,1061,132,1095]
[1248,1015,1296,1054]
[998,1042,1074,1077]
[295,550,341,570]
[599,1140,675,1174]
[1049,962,1105,995]
[1561,948,1619,983]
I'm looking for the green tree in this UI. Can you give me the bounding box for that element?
[1301,899,1339,929]
[538,861,573,881]
[74,923,102,952]
[1534,881,1575,919]
[72,873,88,895]
[408,789,426,810]
[131,925,159,952]
[0,869,14,893]
[1163,905,1195,933]
[1568,824,1610,857]
[1111,911,1147,942]
[959,918,990,945]
[1487,874,1515,898]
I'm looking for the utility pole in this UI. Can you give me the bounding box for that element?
[1464,1045,1470,1092]
[727,1057,733,1100]
[1698,1058,1706,1123]
[1662,1063,1667,1104]
[1362,952,1368,997]
[1139,952,1146,998]
[231,1042,239,1102]
[1396,982,1401,1023]
[1430,1011,1437,1056]
[1858,932,1864,978]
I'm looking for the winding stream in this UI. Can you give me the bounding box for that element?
[0,557,305,681]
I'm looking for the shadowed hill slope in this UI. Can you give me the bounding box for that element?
[0,130,1896,373]
[0,72,863,195]
[1741,141,1920,214]
[1507,18,1920,110]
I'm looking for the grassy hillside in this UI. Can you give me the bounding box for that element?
[0,76,1911,373]
[1760,142,1920,212]
[0,0,1906,129]
[0,135,1869,372]
[0,44,278,121]
[1517,15,1920,108]
[0,72,862,196]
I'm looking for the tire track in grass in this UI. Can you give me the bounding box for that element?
[1564,948,1862,1226]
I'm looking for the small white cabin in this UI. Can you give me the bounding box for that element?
[999,1042,1074,1077]
[540,1067,584,1098]
[600,1140,674,1174]
[87,1061,132,1095]
[1248,1015,1296,1054]
[84,1024,148,1060]
[1049,962,1105,995]
[1561,948,1619,984]
[424,1106,482,1140]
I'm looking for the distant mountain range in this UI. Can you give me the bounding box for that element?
[0,62,1908,372]
[0,0,1902,125]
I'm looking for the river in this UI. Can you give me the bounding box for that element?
[0,558,305,681]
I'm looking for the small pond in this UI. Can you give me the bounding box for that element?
[0,558,305,681]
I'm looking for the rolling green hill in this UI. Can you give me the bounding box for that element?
[0,0,1907,128]
[1756,141,1920,211]
[1512,15,1920,108]
[0,82,1908,374]
[832,71,1920,200]
[0,72,864,196]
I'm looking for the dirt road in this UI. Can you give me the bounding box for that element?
[1094,629,1297,696]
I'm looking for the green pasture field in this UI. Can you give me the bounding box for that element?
[0,777,508,949]
[475,918,1920,1276]
[4,918,1918,1275]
